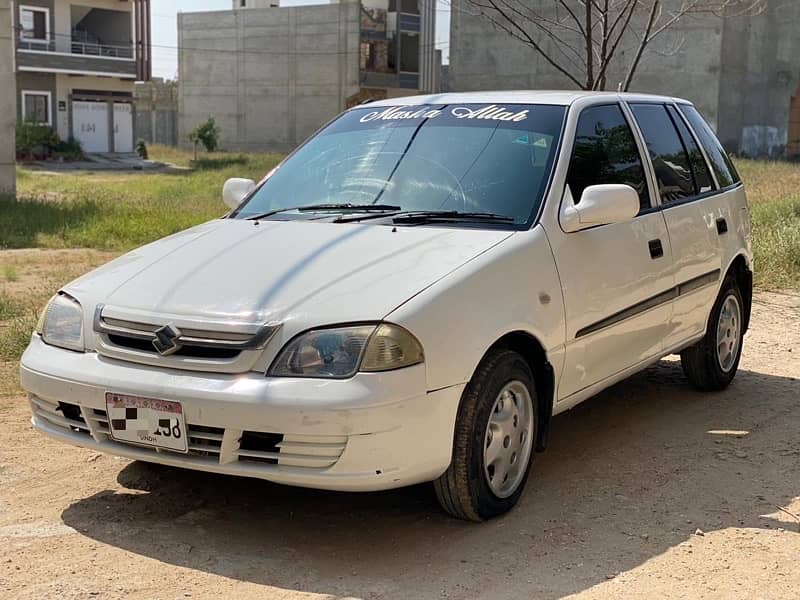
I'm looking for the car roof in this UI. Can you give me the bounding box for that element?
[363,90,692,108]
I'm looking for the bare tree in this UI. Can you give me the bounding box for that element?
[461,0,765,91]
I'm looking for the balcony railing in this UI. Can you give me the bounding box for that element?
[71,40,133,59]
[17,35,56,52]
[17,32,134,59]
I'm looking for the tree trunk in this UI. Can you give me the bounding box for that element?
[585,3,594,90]
[622,0,660,91]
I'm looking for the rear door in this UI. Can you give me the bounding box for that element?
[627,102,723,349]
[548,103,675,400]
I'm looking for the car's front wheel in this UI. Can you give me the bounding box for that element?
[680,276,745,391]
[434,349,537,521]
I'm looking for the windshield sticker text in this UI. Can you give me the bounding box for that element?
[360,107,443,122]
[450,105,530,122]
[359,105,530,124]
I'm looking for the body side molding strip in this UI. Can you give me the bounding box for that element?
[575,268,721,339]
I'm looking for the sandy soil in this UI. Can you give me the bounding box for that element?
[0,251,798,599]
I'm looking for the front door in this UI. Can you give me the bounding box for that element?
[72,101,109,153]
[546,103,675,400]
[113,103,134,153]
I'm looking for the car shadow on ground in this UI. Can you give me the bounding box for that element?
[61,360,800,599]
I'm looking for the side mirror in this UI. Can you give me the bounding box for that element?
[560,184,640,232]
[222,178,256,210]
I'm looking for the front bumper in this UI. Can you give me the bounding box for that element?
[20,336,464,491]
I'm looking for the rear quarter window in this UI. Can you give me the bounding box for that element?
[678,105,741,188]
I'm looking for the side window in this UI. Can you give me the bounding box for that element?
[666,105,715,195]
[630,103,694,204]
[678,104,741,188]
[567,104,649,212]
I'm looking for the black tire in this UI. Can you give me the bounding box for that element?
[680,276,745,391]
[434,349,538,521]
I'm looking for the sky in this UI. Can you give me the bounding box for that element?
[151,0,451,80]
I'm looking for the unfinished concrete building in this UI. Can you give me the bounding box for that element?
[179,0,439,153]
[449,0,800,157]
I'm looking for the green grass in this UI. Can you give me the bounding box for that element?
[736,160,800,289]
[0,315,37,361]
[3,265,19,282]
[1,146,283,251]
[750,196,800,288]
[0,291,21,320]
[0,289,39,361]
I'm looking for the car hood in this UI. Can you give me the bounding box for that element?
[66,219,513,326]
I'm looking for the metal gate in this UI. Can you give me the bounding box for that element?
[72,101,109,153]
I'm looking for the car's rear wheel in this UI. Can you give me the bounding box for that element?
[680,276,745,391]
[434,349,537,521]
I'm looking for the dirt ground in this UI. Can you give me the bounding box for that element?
[0,251,798,599]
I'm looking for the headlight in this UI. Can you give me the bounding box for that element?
[38,294,84,352]
[269,323,424,379]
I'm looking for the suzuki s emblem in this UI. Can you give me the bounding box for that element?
[152,324,183,356]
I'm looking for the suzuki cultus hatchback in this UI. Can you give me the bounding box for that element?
[21,92,752,520]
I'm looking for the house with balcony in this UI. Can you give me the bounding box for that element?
[14,0,152,153]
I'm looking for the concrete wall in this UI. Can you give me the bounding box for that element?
[717,2,800,157]
[0,0,15,194]
[134,78,178,146]
[449,0,800,156]
[178,2,361,153]
[449,0,723,121]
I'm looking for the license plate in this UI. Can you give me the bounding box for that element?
[106,392,188,453]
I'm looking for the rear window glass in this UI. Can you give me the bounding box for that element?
[567,104,649,212]
[678,105,740,188]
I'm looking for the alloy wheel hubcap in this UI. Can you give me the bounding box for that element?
[716,294,741,373]
[483,381,534,499]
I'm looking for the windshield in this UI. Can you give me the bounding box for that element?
[232,103,566,226]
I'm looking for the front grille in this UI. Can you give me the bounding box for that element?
[30,397,91,436]
[92,305,281,369]
[106,334,240,359]
[237,432,347,469]
[186,424,224,458]
[32,397,347,472]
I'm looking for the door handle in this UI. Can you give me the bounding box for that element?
[648,239,664,259]
[716,217,728,235]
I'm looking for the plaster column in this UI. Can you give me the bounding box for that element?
[0,0,16,195]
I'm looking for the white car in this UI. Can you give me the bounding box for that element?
[21,92,752,521]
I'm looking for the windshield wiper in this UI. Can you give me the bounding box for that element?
[392,211,516,225]
[245,204,402,221]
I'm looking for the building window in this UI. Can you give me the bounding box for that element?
[19,5,49,43]
[21,91,52,126]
